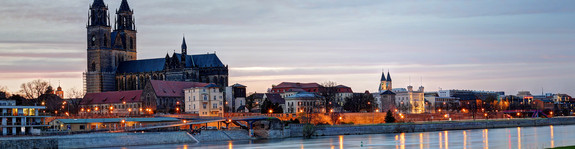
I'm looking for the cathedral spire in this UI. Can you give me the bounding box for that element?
[92,0,106,9]
[89,0,109,27]
[181,36,187,66]
[181,36,187,52]
[386,71,392,81]
[380,70,386,81]
[115,0,134,30]
[119,0,131,12]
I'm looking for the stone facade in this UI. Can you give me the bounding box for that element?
[85,0,228,93]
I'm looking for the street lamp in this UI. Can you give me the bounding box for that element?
[269,109,273,114]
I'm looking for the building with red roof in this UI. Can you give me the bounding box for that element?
[80,90,143,116]
[270,82,321,93]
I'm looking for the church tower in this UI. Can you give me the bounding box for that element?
[181,36,187,66]
[111,0,137,62]
[379,71,386,92]
[86,0,115,93]
[386,71,392,90]
[379,71,393,92]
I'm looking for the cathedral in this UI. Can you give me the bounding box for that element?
[84,0,228,93]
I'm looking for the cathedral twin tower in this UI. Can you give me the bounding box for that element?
[85,0,229,93]
[86,0,137,93]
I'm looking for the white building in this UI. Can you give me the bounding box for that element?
[0,100,49,135]
[284,92,324,113]
[184,84,224,117]
[395,86,425,114]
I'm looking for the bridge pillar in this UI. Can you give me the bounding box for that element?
[248,120,254,137]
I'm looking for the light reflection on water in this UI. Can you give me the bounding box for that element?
[107,125,574,149]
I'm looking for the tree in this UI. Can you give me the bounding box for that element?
[260,99,283,114]
[385,110,396,123]
[319,81,339,113]
[8,94,26,105]
[343,93,377,112]
[19,79,49,99]
[66,87,85,114]
[0,85,10,98]
[329,112,342,125]
[245,93,256,112]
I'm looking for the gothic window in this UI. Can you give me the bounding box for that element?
[220,76,225,86]
[91,62,96,71]
[130,38,134,49]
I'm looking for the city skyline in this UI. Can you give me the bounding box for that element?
[0,0,574,95]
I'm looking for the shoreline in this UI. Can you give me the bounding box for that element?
[2,117,575,148]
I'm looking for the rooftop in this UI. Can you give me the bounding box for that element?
[82,90,142,105]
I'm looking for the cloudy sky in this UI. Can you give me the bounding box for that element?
[0,0,574,96]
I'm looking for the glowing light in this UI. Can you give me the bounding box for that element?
[518,127,522,149]
[463,131,467,149]
[269,109,273,113]
[445,131,449,149]
[339,135,344,149]
[419,133,423,149]
[123,101,126,104]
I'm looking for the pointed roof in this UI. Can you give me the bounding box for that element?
[386,72,392,81]
[92,0,106,8]
[119,0,131,12]
[380,71,386,81]
[181,37,187,50]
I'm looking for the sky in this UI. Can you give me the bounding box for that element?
[0,0,574,96]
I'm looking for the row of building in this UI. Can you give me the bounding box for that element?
[76,0,574,117]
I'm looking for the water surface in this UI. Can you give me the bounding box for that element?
[109,125,574,149]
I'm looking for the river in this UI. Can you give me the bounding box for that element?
[108,125,575,149]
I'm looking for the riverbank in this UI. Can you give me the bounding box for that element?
[2,117,575,148]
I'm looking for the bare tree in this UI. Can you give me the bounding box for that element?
[0,85,10,97]
[19,79,49,99]
[66,87,85,114]
[319,81,339,113]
